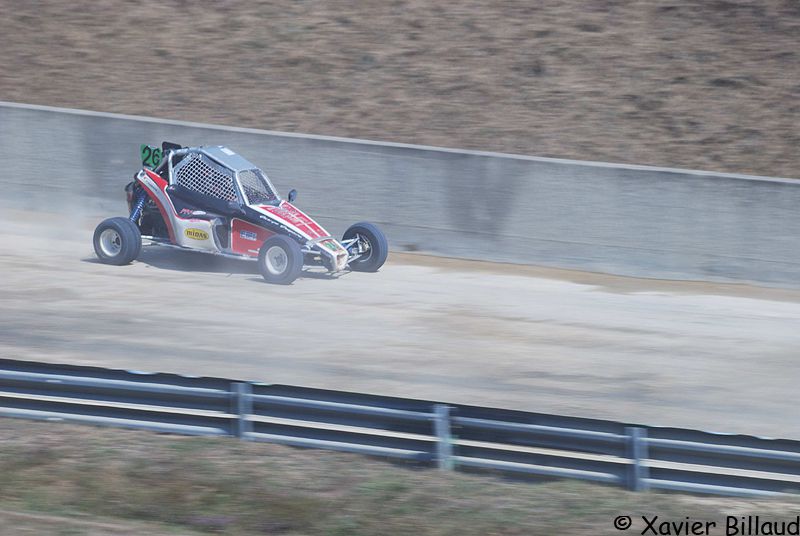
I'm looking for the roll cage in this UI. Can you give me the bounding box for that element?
[153,145,281,207]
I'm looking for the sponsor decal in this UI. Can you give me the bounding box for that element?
[180,208,194,215]
[184,228,209,240]
[239,230,258,241]
[322,240,339,252]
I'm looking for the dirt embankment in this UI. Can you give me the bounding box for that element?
[0,0,798,177]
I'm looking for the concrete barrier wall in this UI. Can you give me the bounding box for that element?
[1,102,798,286]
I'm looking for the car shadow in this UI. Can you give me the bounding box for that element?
[245,270,342,285]
[84,246,344,282]
[82,257,106,265]
[137,246,258,274]
[81,246,257,275]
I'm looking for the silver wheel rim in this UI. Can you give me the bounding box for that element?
[356,234,373,263]
[265,245,288,275]
[99,228,122,257]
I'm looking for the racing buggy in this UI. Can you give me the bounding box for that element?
[93,142,387,284]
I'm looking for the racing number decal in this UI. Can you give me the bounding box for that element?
[140,144,162,169]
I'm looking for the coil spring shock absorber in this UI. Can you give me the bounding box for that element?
[129,189,147,222]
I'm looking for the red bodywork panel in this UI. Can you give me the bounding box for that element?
[141,169,177,243]
[137,170,313,257]
[231,219,275,257]
[257,202,328,239]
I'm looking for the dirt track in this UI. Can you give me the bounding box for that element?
[3,0,800,434]
[0,0,798,177]
[2,210,799,439]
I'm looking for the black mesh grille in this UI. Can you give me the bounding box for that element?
[174,153,237,201]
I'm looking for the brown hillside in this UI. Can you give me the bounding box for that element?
[0,0,798,176]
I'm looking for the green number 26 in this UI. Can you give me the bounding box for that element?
[140,144,162,169]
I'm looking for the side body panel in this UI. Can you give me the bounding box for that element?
[137,169,219,252]
[231,219,275,257]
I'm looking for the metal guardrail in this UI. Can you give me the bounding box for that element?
[1,359,799,497]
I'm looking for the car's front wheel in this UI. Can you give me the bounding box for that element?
[93,217,142,265]
[258,235,304,285]
[343,222,388,272]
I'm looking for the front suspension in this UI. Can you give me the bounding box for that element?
[129,190,147,222]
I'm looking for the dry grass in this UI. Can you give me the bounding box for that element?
[0,1,798,177]
[2,417,800,535]
[0,509,201,536]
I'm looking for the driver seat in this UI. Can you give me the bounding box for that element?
[166,184,239,250]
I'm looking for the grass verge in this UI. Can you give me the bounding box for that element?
[1,417,798,535]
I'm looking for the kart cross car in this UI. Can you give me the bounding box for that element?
[93,142,388,284]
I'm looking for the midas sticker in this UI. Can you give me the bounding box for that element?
[185,228,209,240]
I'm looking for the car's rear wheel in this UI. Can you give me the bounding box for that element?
[93,217,142,265]
[343,222,388,272]
[258,235,303,285]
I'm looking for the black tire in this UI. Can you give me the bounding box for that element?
[258,235,304,285]
[93,217,142,265]
[343,222,388,272]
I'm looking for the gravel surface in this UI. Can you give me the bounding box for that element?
[0,0,798,177]
[2,211,799,438]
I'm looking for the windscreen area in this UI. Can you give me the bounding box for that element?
[237,169,279,205]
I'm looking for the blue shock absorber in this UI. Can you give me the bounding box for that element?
[129,190,147,222]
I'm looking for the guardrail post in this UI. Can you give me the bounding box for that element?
[232,382,253,440]
[434,404,454,471]
[625,426,649,491]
